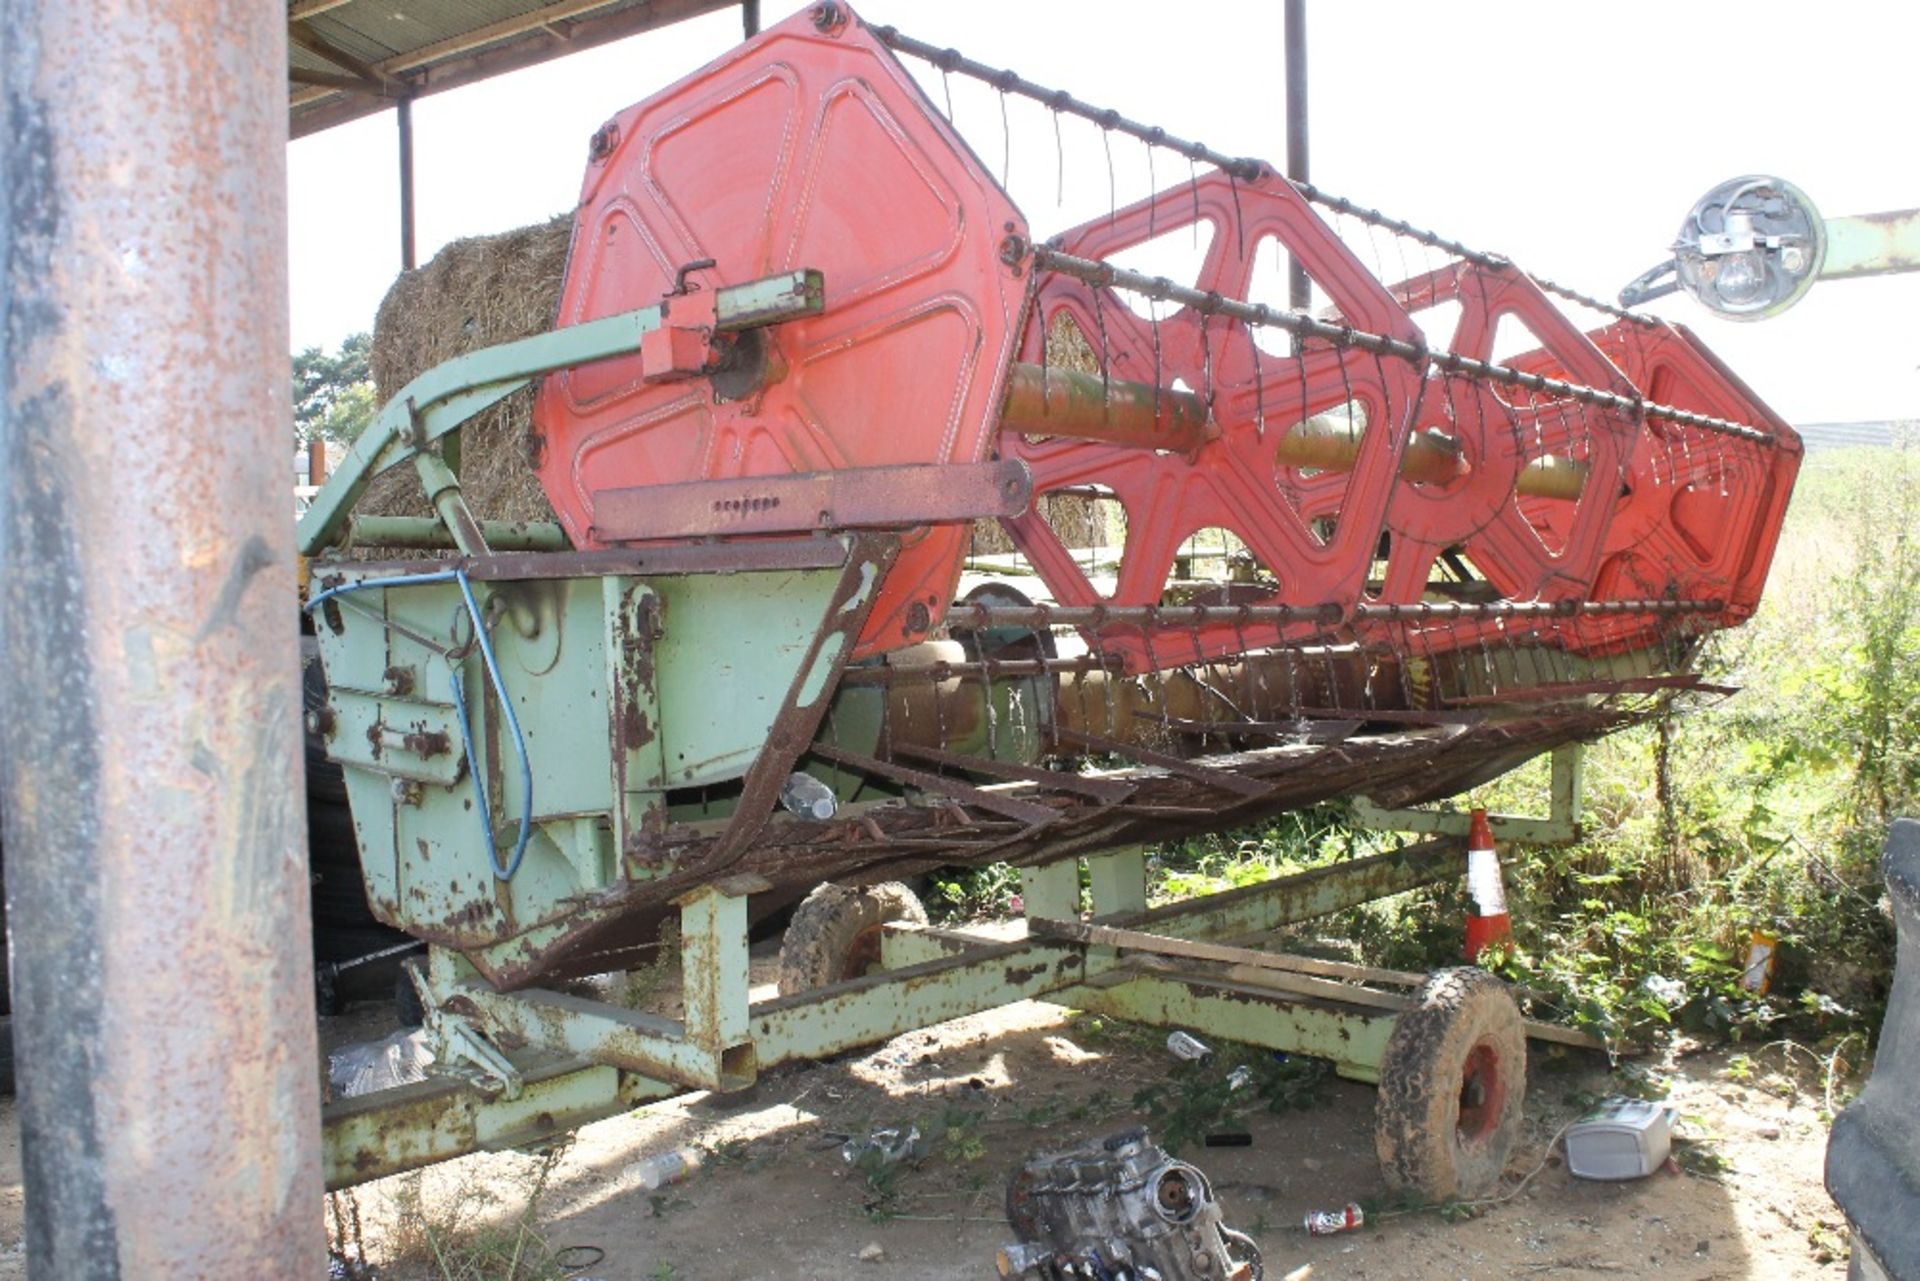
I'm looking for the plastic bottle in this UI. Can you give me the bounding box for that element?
[629,1146,702,1191]
[779,771,838,820]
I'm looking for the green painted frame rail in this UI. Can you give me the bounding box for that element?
[323,836,1492,1187]
[1352,740,1586,846]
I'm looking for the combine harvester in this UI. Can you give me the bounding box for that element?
[301,3,1800,1205]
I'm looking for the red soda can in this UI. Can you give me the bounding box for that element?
[1304,1203,1365,1236]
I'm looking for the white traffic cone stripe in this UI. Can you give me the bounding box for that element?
[1467,846,1507,916]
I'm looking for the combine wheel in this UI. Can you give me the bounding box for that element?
[777,882,927,996]
[1374,967,1526,1201]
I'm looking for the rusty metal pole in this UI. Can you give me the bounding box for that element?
[0,2,324,1275]
[398,92,418,270]
[1284,0,1311,311]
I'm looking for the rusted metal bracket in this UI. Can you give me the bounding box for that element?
[890,744,1137,803]
[1052,727,1273,799]
[590,459,1033,542]
[809,742,1058,826]
[1143,713,1364,743]
[1353,739,1586,846]
[700,535,900,873]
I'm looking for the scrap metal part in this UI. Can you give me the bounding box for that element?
[1000,1128,1261,1280]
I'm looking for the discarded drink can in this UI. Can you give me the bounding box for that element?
[1166,1031,1215,1065]
[1304,1203,1365,1236]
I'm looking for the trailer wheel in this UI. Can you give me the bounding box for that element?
[394,958,426,1029]
[777,882,927,995]
[1374,966,1526,1202]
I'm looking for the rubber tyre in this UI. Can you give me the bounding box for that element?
[301,638,349,807]
[394,958,426,1029]
[777,882,927,996]
[1374,966,1526,1202]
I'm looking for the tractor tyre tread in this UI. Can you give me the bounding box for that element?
[1373,966,1526,1202]
[777,881,927,996]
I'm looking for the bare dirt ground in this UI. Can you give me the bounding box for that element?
[0,993,1855,1279]
[306,992,1852,1281]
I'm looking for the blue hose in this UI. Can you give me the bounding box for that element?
[306,568,535,881]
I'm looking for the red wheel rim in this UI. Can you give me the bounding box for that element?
[1456,1040,1506,1144]
[839,924,887,981]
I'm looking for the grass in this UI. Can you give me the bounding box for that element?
[379,1148,575,1281]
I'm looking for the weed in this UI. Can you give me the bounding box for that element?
[646,1193,689,1219]
[1808,1220,1847,1264]
[382,1147,573,1281]
[937,1107,988,1164]
[1131,1046,1330,1155]
[696,1137,763,1175]
[926,862,1023,922]
[1674,1140,1732,1179]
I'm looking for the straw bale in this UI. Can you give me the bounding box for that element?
[359,216,572,525]
[972,313,1119,556]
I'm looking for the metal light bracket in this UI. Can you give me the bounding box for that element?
[1352,740,1586,846]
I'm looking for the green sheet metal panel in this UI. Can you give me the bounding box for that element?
[312,554,856,954]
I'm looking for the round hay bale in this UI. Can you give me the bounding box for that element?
[359,216,573,525]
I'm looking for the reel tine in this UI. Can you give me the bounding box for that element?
[1053,105,1065,208]
[999,83,1011,190]
[1189,157,1201,248]
[1146,141,1156,238]
[1103,124,1117,228]
[1226,166,1246,262]
[1248,301,1268,441]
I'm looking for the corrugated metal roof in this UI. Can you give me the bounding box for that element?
[288,0,745,138]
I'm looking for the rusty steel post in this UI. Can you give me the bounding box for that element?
[1284,0,1311,311]
[398,93,418,271]
[0,2,324,1275]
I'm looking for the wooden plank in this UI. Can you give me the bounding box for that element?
[1033,917,1608,1052]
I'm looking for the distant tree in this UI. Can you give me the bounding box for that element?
[292,332,375,444]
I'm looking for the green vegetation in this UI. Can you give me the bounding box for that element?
[1447,444,1916,1049]
[294,332,377,444]
[1131,1049,1331,1154]
[381,1147,575,1281]
[933,446,1916,1058]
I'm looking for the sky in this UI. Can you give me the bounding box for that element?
[287,0,1920,426]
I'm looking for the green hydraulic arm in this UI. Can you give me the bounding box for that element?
[295,268,825,557]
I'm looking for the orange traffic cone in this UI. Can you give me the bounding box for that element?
[1464,808,1512,961]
